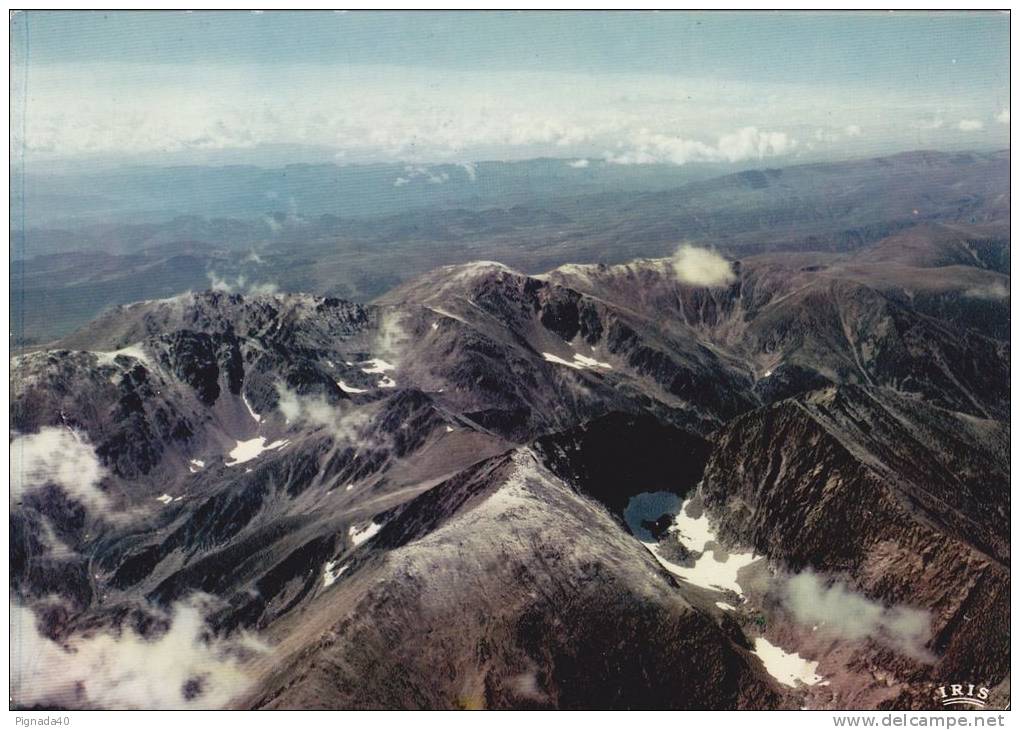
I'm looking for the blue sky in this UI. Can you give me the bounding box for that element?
[11,10,1010,165]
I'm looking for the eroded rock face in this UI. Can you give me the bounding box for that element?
[699,385,1009,705]
[156,330,227,406]
[241,451,783,710]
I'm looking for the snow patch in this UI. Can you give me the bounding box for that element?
[94,344,149,367]
[572,353,612,369]
[646,497,761,595]
[242,395,262,423]
[337,380,367,394]
[670,499,716,552]
[225,437,289,466]
[753,637,824,688]
[377,376,397,388]
[360,358,395,374]
[646,542,759,595]
[155,494,174,505]
[445,425,454,433]
[542,352,582,369]
[349,521,382,547]
[716,602,736,612]
[542,352,613,370]
[427,306,468,325]
[322,561,349,588]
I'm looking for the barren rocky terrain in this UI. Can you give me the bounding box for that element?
[10,151,1010,710]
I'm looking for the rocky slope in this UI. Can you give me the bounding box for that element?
[699,385,1008,707]
[239,449,783,710]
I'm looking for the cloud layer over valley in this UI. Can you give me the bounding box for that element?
[780,570,934,661]
[11,597,265,709]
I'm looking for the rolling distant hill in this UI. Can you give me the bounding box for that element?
[11,149,1008,345]
[13,157,737,233]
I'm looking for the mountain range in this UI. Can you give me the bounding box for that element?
[10,149,1010,710]
[11,149,1007,345]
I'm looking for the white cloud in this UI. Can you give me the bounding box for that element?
[782,570,933,662]
[607,126,796,166]
[915,118,945,130]
[206,271,276,296]
[207,271,242,293]
[964,281,1009,300]
[274,385,371,445]
[374,310,409,366]
[459,161,477,181]
[392,165,451,186]
[568,158,590,168]
[996,108,1010,124]
[275,385,336,427]
[716,127,796,162]
[844,124,862,137]
[958,119,984,131]
[11,428,109,513]
[670,244,735,288]
[13,63,994,164]
[11,597,266,709]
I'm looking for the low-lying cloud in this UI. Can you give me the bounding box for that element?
[11,427,109,513]
[206,270,279,297]
[374,310,409,367]
[393,164,451,187]
[275,384,372,445]
[607,126,796,166]
[670,245,736,287]
[275,385,338,428]
[781,570,933,661]
[964,281,1009,300]
[207,271,243,293]
[14,60,1006,165]
[11,596,266,709]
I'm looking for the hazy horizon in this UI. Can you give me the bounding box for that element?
[11,10,1010,169]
